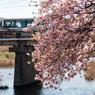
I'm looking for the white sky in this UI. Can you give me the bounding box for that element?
[0,0,39,18]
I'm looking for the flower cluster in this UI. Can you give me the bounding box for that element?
[24,0,95,90]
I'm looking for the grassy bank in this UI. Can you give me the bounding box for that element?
[84,60,95,81]
[0,46,15,68]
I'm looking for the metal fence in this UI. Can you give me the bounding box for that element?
[0,31,33,38]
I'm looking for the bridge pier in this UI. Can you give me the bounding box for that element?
[9,46,39,87]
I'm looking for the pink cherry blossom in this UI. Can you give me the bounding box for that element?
[23,0,95,90]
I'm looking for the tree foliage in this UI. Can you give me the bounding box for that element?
[24,0,95,90]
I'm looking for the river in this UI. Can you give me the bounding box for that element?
[0,68,95,95]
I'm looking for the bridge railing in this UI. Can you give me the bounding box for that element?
[0,31,34,38]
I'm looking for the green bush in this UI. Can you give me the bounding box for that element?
[4,52,15,59]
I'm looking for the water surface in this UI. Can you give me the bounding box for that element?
[0,68,95,95]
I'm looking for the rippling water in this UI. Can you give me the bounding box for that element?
[0,68,95,95]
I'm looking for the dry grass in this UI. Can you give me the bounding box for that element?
[0,46,12,52]
[0,59,15,68]
[0,46,15,68]
[0,52,15,59]
[84,60,95,81]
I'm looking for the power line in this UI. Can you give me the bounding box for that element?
[0,0,32,7]
[0,4,36,9]
[0,1,33,9]
[0,0,36,9]
[0,1,29,6]
[0,3,29,7]
[0,5,29,9]
[0,1,29,5]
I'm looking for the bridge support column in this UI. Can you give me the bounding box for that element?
[9,46,40,87]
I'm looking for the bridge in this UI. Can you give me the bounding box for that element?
[0,30,40,87]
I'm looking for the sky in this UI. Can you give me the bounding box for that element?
[0,0,39,19]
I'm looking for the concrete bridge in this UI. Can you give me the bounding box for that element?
[0,30,40,87]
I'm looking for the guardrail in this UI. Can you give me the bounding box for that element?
[0,31,33,38]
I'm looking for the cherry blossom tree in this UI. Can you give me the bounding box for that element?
[24,0,95,90]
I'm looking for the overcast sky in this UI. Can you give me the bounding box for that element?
[0,0,39,18]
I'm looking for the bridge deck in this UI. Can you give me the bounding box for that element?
[0,38,31,41]
[0,31,37,46]
[0,38,37,46]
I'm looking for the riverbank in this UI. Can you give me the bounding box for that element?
[0,46,15,68]
[0,46,95,81]
[84,60,95,81]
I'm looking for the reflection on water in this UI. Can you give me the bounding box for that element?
[0,68,95,95]
[14,85,42,95]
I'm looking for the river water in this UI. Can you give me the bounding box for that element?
[0,68,95,95]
